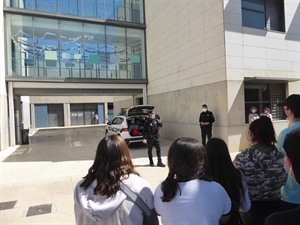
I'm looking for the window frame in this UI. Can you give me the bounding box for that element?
[241,0,285,32]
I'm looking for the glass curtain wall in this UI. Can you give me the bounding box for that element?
[6,14,146,79]
[5,0,144,23]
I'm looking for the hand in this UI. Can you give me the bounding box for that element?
[142,139,147,144]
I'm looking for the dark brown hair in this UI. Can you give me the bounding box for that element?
[249,116,276,145]
[160,137,209,202]
[80,135,139,197]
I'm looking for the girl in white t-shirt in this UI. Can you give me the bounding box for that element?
[154,137,232,225]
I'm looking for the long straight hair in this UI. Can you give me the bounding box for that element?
[80,135,139,197]
[161,137,210,202]
[205,138,245,208]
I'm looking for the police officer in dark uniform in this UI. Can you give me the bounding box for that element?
[142,110,166,167]
[199,104,215,146]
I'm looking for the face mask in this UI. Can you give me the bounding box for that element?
[203,108,207,112]
[251,110,256,113]
[151,114,156,119]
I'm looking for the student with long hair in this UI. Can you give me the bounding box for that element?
[154,137,232,225]
[233,116,287,225]
[74,135,157,225]
[206,138,251,225]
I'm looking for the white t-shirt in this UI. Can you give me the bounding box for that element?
[154,179,232,225]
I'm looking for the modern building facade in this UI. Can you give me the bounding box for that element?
[1,0,148,150]
[141,0,300,151]
[1,0,300,152]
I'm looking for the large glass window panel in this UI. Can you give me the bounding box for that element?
[115,0,126,21]
[126,28,145,79]
[6,0,145,24]
[6,14,146,80]
[82,0,97,17]
[106,26,126,79]
[242,9,266,29]
[96,0,106,19]
[242,0,265,12]
[36,0,57,13]
[6,14,34,76]
[126,0,143,23]
[59,21,83,78]
[83,23,106,78]
[33,17,59,77]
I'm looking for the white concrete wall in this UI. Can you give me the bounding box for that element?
[145,0,300,151]
[223,0,300,150]
[0,3,9,151]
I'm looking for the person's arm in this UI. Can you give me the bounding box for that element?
[219,185,232,224]
[143,120,148,139]
[211,112,215,124]
[239,171,251,212]
[275,130,286,154]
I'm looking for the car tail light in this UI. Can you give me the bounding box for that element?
[122,128,129,132]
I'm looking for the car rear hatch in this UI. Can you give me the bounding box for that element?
[126,105,155,117]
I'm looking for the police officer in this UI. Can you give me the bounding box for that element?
[143,110,166,167]
[199,104,215,146]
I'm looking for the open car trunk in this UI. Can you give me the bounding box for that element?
[127,116,148,137]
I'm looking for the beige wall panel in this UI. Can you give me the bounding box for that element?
[146,0,225,96]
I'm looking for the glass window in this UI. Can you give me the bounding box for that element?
[6,14,146,80]
[6,0,144,24]
[244,82,286,123]
[33,17,59,77]
[36,0,57,13]
[112,117,124,125]
[106,26,126,79]
[242,10,266,29]
[83,23,106,78]
[242,0,285,31]
[59,21,83,78]
[6,14,34,76]
[126,28,146,79]
[242,0,265,11]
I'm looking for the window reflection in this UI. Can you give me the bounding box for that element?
[6,0,144,24]
[6,14,146,80]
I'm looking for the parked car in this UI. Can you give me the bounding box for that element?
[105,105,154,145]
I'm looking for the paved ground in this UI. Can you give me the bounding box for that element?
[0,126,239,225]
[0,126,170,225]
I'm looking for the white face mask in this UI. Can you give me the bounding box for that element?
[203,108,207,112]
[251,110,256,113]
[151,114,156,119]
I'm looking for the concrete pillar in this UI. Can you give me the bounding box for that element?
[8,82,15,146]
[63,103,70,126]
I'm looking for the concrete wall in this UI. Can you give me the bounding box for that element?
[223,0,300,150]
[0,3,9,151]
[145,0,232,146]
[144,0,300,151]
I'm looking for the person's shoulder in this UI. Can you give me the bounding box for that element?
[124,174,151,190]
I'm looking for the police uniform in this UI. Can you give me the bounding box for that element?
[199,110,215,146]
[143,114,164,167]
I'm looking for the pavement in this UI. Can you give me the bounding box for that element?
[0,126,239,225]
